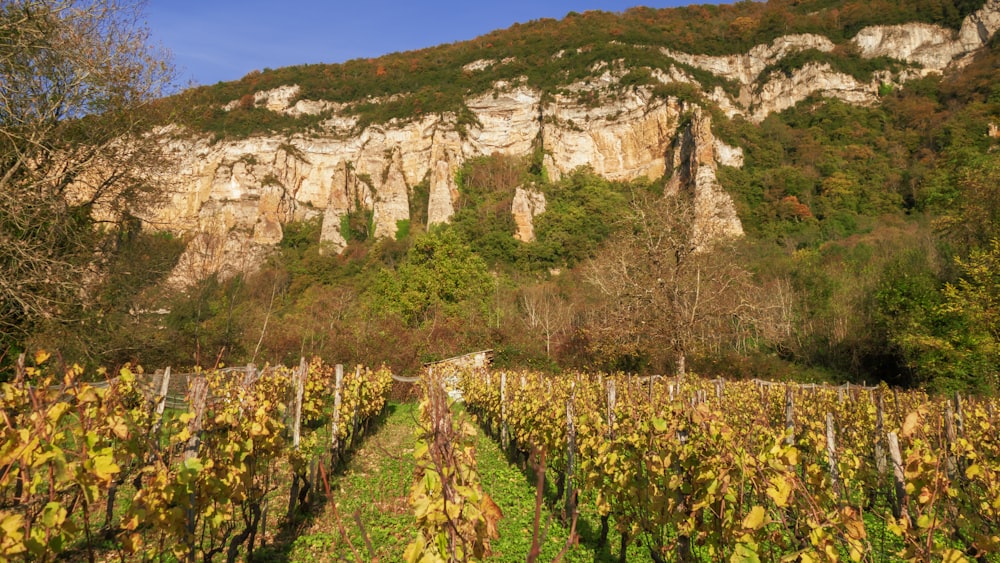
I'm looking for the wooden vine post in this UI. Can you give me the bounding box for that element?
[244,363,257,386]
[598,379,616,547]
[184,376,209,562]
[955,391,967,474]
[152,366,172,437]
[945,393,966,477]
[607,379,617,437]
[288,357,307,517]
[565,382,577,519]
[330,364,344,467]
[954,392,964,435]
[500,372,509,453]
[351,365,363,448]
[183,377,209,460]
[887,432,909,524]
[785,385,795,446]
[875,391,887,477]
[945,401,959,478]
[825,412,840,498]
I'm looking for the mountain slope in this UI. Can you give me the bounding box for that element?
[37,0,1000,390]
[145,0,1000,285]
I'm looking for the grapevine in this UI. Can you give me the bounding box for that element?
[459,369,1000,562]
[0,353,394,561]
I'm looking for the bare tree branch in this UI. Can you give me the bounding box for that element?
[584,190,756,375]
[0,0,175,344]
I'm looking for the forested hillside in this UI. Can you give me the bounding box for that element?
[168,0,986,137]
[8,0,1000,395]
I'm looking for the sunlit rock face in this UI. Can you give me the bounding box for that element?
[512,187,547,243]
[150,0,1000,285]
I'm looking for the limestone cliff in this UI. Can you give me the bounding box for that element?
[666,108,745,243]
[149,0,1000,284]
[512,187,547,243]
[155,88,710,284]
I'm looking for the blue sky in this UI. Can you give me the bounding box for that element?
[146,1,730,87]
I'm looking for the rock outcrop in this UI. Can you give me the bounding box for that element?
[148,0,1000,285]
[512,187,547,243]
[666,108,744,243]
[154,88,721,285]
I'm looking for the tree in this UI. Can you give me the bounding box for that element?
[368,227,494,328]
[0,0,174,354]
[931,152,1000,250]
[585,191,753,376]
[518,281,572,358]
[879,241,1000,394]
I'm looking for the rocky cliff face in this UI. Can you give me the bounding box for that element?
[666,108,745,243]
[512,187,547,243]
[151,0,1000,285]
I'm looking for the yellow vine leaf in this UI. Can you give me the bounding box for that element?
[106,416,129,440]
[46,402,70,425]
[1,512,24,537]
[939,548,968,563]
[40,502,66,528]
[902,412,920,438]
[743,505,767,530]
[92,455,119,482]
[404,534,425,563]
[730,541,761,563]
[767,475,792,508]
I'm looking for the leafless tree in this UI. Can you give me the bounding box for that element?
[0,0,174,342]
[585,191,754,376]
[519,282,573,358]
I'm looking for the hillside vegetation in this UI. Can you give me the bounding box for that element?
[162,0,986,137]
[12,0,1000,396]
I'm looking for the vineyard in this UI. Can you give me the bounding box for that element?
[0,353,393,562]
[458,369,1000,562]
[2,355,1000,562]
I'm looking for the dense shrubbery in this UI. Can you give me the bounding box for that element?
[449,154,632,270]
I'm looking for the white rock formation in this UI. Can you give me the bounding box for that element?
[373,150,411,239]
[662,33,835,90]
[714,138,744,169]
[512,187,547,243]
[666,109,744,242]
[148,0,1000,284]
[750,62,879,121]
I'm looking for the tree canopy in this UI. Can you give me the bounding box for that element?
[0,0,174,356]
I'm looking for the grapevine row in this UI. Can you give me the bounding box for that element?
[459,369,1000,562]
[0,353,393,561]
[405,370,501,562]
